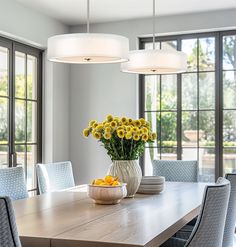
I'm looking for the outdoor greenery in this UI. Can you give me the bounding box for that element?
[145,36,236,159]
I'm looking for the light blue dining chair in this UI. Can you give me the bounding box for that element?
[152,160,198,182]
[36,161,75,194]
[175,173,236,247]
[0,196,22,247]
[161,177,230,247]
[0,167,28,200]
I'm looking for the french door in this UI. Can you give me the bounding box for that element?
[0,37,42,193]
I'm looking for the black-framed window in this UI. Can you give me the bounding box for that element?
[139,30,236,182]
[0,36,42,193]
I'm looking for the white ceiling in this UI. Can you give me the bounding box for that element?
[13,0,236,26]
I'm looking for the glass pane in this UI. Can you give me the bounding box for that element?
[223,71,236,109]
[15,145,25,168]
[27,145,37,190]
[223,148,236,174]
[145,75,160,111]
[182,148,198,160]
[27,101,37,142]
[161,41,177,50]
[223,110,236,145]
[182,73,197,110]
[199,37,215,71]
[161,74,177,110]
[15,52,26,98]
[223,35,236,70]
[199,111,215,147]
[145,148,159,176]
[199,148,215,182]
[182,111,198,147]
[199,72,215,109]
[15,100,26,143]
[0,145,8,168]
[0,47,8,96]
[182,39,198,72]
[161,148,177,160]
[145,42,160,50]
[27,55,37,100]
[0,97,8,144]
[145,112,159,147]
[161,112,177,146]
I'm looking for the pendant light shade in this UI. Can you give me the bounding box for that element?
[48,33,129,64]
[121,49,187,74]
[121,0,187,74]
[47,0,129,64]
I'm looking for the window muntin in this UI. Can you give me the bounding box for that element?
[0,37,42,193]
[141,32,235,181]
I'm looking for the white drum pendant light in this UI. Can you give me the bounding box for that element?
[121,0,187,74]
[48,0,129,64]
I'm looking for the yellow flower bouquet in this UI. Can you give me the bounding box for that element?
[83,115,156,160]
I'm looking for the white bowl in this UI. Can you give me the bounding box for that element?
[87,184,127,205]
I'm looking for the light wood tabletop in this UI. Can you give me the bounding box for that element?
[13,182,207,247]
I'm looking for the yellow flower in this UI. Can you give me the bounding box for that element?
[92,131,101,139]
[92,122,98,128]
[133,134,140,141]
[102,120,107,125]
[83,128,90,137]
[117,126,125,131]
[117,129,125,138]
[141,127,148,134]
[114,116,120,122]
[128,118,133,124]
[126,126,132,132]
[110,121,117,128]
[134,120,141,127]
[95,124,103,131]
[132,127,138,133]
[104,132,112,140]
[104,123,110,128]
[121,117,127,124]
[105,127,111,133]
[152,133,157,141]
[125,132,132,140]
[142,134,149,141]
[139,118,146,125]
[89,120,96,127]
[106,114,113,122]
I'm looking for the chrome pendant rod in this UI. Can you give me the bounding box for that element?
[87,0,90,33]
[152,0,156,50]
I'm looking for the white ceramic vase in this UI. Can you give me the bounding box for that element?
[107,160,142,197]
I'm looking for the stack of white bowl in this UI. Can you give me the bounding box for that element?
[137,176,165,194]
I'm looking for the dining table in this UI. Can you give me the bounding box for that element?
[13,182,208,247]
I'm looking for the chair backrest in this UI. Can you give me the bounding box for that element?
[185,177,230,247]
[0,167,28,200]
[0,197,22,247]
[36,161,75,194]
[222,174,236,247]
[152,160,198,182]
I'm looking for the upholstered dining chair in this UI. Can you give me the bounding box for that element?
[0,196,22,247]
[152,160,198,182]
[36,161,75,194]
[161,177,230,247]
[175,173,236,247]
[0,167,28,200]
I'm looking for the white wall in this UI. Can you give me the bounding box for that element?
[69,9,236,184]
[0,0,70,163]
